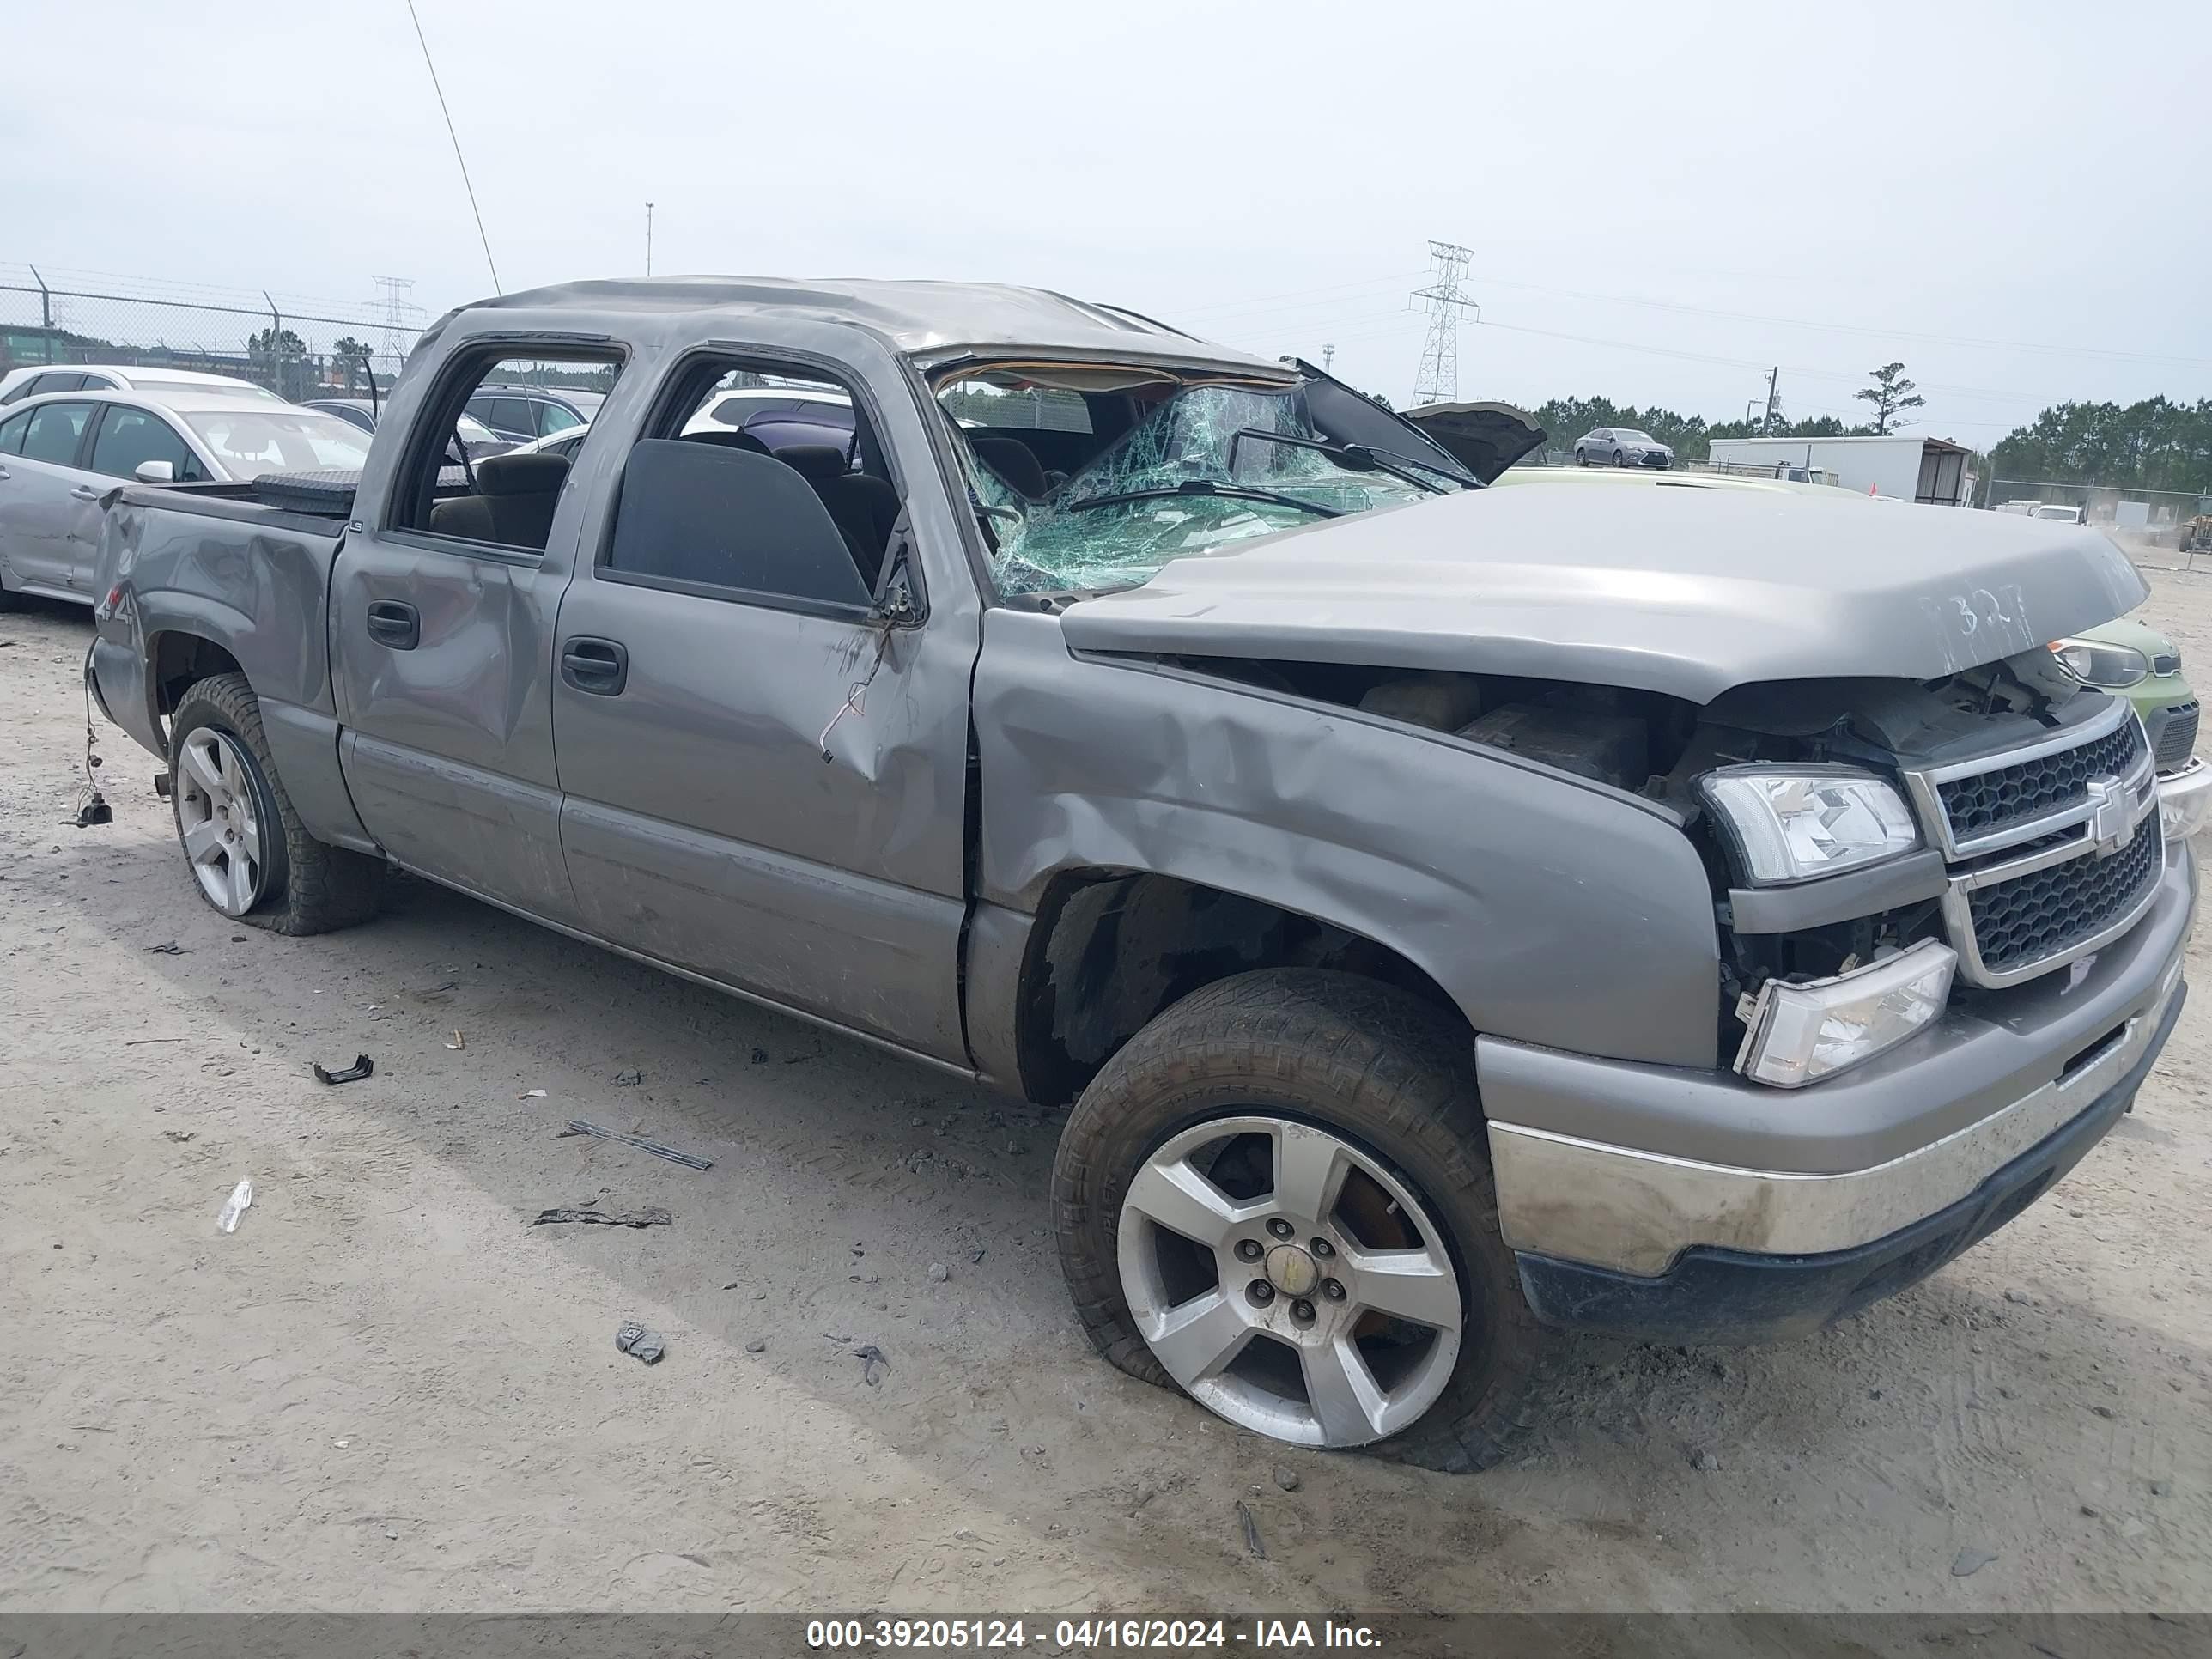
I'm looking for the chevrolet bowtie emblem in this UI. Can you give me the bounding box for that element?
[2086,775,2135,857]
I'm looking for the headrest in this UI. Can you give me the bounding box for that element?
[775,443,850,482]
[968,434,1047,500]
[681,428,774,456]
[477,452,572,495]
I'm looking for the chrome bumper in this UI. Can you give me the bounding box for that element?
[1486,842,2197,1279]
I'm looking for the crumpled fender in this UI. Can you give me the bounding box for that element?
[971,609,1720,1070]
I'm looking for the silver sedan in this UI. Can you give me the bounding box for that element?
[1572,426,1674,469]
[0,391,370,607]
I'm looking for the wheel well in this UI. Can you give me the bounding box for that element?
[150,633,242,719]
[1012,871,1464,1105]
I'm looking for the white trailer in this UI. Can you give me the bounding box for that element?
[1705,434,1974,506]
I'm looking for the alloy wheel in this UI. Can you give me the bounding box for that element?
[1116,1115,1465,1448]
[176,728,267,916]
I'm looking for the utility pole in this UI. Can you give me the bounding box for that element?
[1409,240,1475,406]
[645,202,654,276]
[1322,343,1334,374]
[1762,365,1780,433]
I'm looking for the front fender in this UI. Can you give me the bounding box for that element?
[972,610,1720,1069]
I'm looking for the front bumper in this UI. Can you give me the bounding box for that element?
[1513,976,2182,1344]
[1482,837,2196,1336]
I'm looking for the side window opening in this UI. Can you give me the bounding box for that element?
[88,405,205,482]
[601,358,899,606]
[392,351,620,554]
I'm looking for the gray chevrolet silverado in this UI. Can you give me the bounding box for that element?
[88,278,2200,1470]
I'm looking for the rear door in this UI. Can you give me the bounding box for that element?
[329,341,629,926]
[547,338,981,1062]
[0,399,100,596]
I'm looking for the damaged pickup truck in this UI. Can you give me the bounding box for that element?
[88,278,2202,1470]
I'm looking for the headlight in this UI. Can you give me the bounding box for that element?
[1702,768,1921,884]
[1735,940,1957,1088]
[2049,638,2149,688]
[2160,760,2212,840]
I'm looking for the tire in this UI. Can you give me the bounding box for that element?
[1575,451,1589,467]
[1053,968,1557,1473]
[167,673,384,934]
[1612,449,1625,466]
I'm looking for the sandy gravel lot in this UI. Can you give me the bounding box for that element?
[2,562,2209,1617]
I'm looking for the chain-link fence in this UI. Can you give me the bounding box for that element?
[1987,477,2212,549]
[0,264,425,402]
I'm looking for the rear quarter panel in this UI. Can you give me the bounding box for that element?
[95,491,374,852]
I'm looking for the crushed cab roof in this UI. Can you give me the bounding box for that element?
[448,276,1290,370]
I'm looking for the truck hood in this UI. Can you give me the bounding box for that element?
[1054,480,2148,704]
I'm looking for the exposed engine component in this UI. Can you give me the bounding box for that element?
[1459,703,1650,790]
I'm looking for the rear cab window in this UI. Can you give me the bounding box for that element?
[391,352,622,556]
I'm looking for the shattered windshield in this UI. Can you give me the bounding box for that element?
[942,374,1449,597]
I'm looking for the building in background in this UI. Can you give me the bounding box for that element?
[1705,433,1975,506]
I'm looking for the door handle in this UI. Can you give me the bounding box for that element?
[364,599,420,650]
[70,484,100,501]
[561,636,629,696]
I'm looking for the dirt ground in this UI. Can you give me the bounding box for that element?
[3,561,2209,1618]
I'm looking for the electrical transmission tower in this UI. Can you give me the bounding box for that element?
[1409,240,1475,406]
[372,275,416,362]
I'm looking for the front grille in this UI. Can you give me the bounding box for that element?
[1936,717,2145,844]
[1638,453,1670,468]
[1965,827,2160,976]
[2154,702,2200,772]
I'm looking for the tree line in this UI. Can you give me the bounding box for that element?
[1522,371,2211,498]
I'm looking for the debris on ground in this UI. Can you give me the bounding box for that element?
[520,1088,548,1099]
[126,1036,186,1046]
[446,1030,465,1050]
[216,1179,252,1234]
[613,1068,644,1085]
[556,1119,712,1171]
[311,1054,374,1085]
[161,1130,196,1144]
[531,1206,672,1229]
[750,1048,769,1065]
[1690,1448,1722,1472]
[969,1247,986,1265]
[744,1337,767,1353]
[1273,1464,1300,1492]
[1951,1547,1997,1577]
[927,1262,949,1283]
[1235,1500,1267,1559]
[852,1343,887,1386]
[615,1322,666,1364]
[147,941,185,956]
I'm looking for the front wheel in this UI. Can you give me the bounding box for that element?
[168,673,384,934]
[1053,969,1556,1472]
[1612,448,1626,466]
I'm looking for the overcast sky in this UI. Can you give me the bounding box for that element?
[4,0,2206,443]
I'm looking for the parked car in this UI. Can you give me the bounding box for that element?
[88,277,2200,1469]
[0,363,283,407]
[2053,618,2201,781]
[0,391,368,605]
[301,398,514,459]
[463,383,605,444]
[1572,426,1673,468]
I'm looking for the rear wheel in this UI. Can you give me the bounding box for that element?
[1053,969,1556,1472]
[168,673,383,934]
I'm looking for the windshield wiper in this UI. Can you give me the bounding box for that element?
[1225,427,1455,495]
[1061,479,1343,519]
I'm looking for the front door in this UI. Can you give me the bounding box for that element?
[329,345,628,926]
[548,341,981,1063]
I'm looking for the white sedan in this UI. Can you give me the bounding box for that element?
[0,389,370,607]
